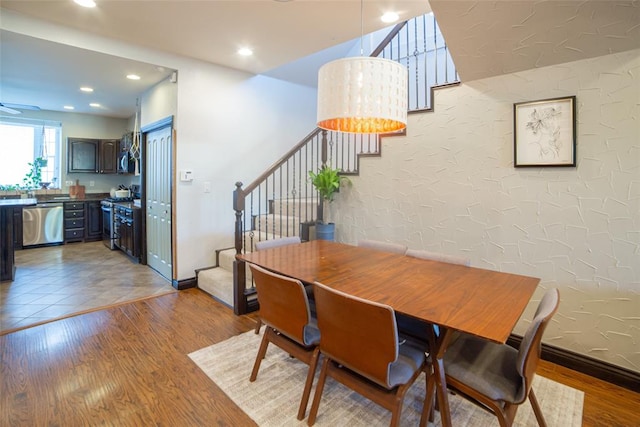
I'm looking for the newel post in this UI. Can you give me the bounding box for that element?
[232,181,246,315]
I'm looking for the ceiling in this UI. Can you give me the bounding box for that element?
[0,1,430,118]
[429,0,640,82]
[1,1,638,119]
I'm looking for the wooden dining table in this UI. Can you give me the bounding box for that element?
[237,239,540,427]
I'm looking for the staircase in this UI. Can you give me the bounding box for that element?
[197,13,460,313]
[198,198,318,307]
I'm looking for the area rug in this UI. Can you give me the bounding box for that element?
[189,330,584,426]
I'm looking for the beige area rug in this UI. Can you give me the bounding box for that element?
[189,330,584,426]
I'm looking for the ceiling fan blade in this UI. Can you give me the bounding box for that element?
[0,102,41,113]
[0,104,21,114]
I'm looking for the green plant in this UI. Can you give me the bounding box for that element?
[21,157,45,189]
[308,165,350,202]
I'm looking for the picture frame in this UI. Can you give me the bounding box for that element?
[514,96,576,167]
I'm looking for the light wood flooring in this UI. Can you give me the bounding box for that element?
[1,241,175,334]
[1,288,638,426]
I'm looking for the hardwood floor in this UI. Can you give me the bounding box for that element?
[1,288,638,426]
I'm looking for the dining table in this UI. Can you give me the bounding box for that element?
[237,239,540,427]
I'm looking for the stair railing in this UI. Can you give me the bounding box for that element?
[232,13,459,314]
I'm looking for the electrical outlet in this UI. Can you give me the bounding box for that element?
[65,180,73,186]
[89,181,95,187]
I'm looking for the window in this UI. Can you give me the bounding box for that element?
[0,117,61,190]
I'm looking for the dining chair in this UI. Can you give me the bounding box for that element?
[357,239,408,254]
[421,288,560,427]
[253,235,302,333]
[248,263,321,421]
[307,281,427,427]
[398,249,471,342]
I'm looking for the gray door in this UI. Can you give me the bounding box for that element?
[145,125,172,280]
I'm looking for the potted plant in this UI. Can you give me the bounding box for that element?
[308,164,350,240]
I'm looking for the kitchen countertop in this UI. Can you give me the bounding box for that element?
[38,194,109,203]
[0,198,37,207]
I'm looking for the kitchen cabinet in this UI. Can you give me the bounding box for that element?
[63,202,85,243]
[63,201,103,243]
[12,207,23,250]
[67,137,118,174]
[114,204,141,260]
[85,201,103,241]
[68,138,98,173]
[99,139,118,174]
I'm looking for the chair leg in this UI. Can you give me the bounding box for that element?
[249,329,271,381]
[254,317,262,334]
[420,367,437,427]
[307,357,330,426]
[389,381,413,427]
[297,347,321,420]
[498,402,517,427]
[529,388,548,427]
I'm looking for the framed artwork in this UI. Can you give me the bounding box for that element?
[514,96,576,167]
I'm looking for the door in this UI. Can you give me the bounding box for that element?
[145,125,172,280]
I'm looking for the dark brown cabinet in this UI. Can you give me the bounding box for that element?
[85,201,103,241]
[99,139,118,174]
[68,138,98,173]
[67,138,118,174]
[64,201,103,243]
[64,202,85,243]
[12,207,23,250]
[114,204,141,260]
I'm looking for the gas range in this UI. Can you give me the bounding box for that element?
[101,197,134,208]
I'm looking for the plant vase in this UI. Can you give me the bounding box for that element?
[316,222,335,241]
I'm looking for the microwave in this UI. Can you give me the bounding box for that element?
[118,151,136,174]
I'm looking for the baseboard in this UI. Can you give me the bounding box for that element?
[172,276,197,290]
[508,334,640,393]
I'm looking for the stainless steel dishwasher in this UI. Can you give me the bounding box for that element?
[22,203,64,247]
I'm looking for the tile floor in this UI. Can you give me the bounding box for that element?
[1,241,175,333]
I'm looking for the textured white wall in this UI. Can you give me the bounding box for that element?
[331,49,640,373]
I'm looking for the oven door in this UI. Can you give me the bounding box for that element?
[101,204,115,249]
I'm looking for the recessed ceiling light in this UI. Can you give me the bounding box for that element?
[89,103,101,108]
[74,0,96,8]
[238,47,253,57]
[126,74,141,80]
[63,105,75,110]
[381,12,399,23]
[80,87,94,92]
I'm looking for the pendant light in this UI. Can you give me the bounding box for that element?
[316,1,408,134]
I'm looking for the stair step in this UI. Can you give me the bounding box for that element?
[254,214,301,237]
[197,267,235,308]
[271,198,318,217]
[218,248,235,271]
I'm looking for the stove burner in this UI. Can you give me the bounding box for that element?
[101,197,134,207]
